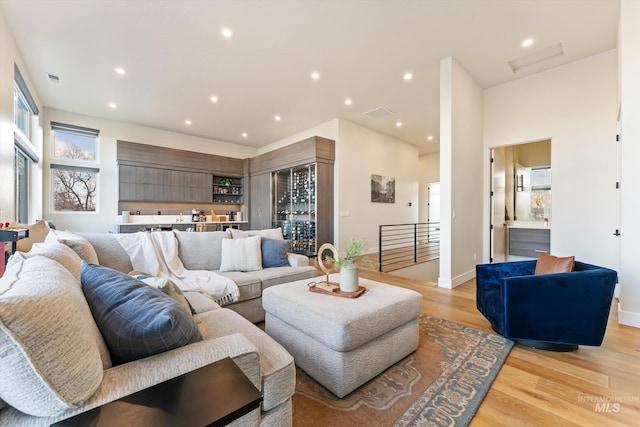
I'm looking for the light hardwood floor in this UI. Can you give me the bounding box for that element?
[329,266,640,426]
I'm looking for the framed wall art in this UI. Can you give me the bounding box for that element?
[371,174,395,203]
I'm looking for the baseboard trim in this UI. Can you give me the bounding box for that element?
[438,268,475,289]
[618,303,640,328]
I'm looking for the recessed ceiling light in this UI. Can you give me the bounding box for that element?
[274,115,281,122]
[311,71,320,80]
[221,27,233,39]
[210,96,218,103]
[396,121,403,127]
[242,132,248,138]
[108,103,117,109]
[185,120,192,125]
[521,38,535,48]
[403,72,413,81]
[344,98,353,106]
[114,67,126,75]
[427,136,433,141]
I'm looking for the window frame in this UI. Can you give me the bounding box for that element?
[49,122,101,214]
[13,64,40,223]
[51,121,100,163]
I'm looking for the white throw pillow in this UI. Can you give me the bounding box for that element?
[219,235,262,272]
[0,256,104,416]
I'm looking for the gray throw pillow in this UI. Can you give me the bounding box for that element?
[262,238,291,268]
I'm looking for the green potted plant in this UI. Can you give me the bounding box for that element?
[322,238,375,292]
[219,177,234,186]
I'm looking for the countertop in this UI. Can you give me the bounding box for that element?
[507,221,550,229]
[116,214,247,225]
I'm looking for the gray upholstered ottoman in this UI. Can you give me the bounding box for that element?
[262,274,422,397]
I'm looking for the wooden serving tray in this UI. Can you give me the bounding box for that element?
[309,284,366,299]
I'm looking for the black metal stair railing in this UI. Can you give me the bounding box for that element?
[378,222,440,272]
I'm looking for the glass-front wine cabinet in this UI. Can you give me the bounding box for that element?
[271,163,317,256]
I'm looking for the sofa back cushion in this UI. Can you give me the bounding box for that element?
[230,227,284,240]
[8,241,82,281]
[46,230,99,264]
[174,230,229,271]
[0,256,104,417]
[78,232,134,273]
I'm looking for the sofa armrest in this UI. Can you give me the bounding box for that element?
[476,260,536,287]
[11,333,261,426]
[287,252,310,267]
[502,269,617,344]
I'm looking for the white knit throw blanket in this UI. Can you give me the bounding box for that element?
[114,231,239,305]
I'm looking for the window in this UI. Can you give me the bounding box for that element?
[14,64,38,141]
[50,122,100,212]
[52,122,98,161]
[13,64,39,223]
[15,148,29,223]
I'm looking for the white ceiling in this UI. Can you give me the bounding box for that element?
[1,0,619,155]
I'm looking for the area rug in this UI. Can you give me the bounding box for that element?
[292,314,514,426]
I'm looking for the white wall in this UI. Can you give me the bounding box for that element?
[484,51,618,271]
[418,153,439,223]
[619,0,640,328]
[0,8,44,223]
[440,57,484,289]
[335,119,419,252]
[43,108,258,232]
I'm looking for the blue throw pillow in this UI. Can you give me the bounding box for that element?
[80,262,202,365]
[261,238,291,268]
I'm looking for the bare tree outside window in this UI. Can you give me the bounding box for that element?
[52,167,97,211]
[50,122,100,212]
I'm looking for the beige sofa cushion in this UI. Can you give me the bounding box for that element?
[78,232,133,273]
[0,256,104,416]
[46,230,99,264]
[27,242,83,280]
[230,227,284,240]
[174,230,229,271]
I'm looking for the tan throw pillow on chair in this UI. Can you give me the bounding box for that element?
[534,253,575,275]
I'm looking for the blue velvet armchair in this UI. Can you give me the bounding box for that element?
[475,260,617,351]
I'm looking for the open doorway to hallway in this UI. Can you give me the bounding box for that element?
[490,139,551,263]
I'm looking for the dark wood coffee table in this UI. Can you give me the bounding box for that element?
[53,357,262,427]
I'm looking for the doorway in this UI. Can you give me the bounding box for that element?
[490,139,551,262]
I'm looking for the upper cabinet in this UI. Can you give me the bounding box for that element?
[119,165,212,203]
[117,141,244,205]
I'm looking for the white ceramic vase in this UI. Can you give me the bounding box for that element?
[340,261,359,292]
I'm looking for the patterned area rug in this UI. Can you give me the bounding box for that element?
[292,314,514,427]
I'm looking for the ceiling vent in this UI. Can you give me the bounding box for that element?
[46,73,61,84]
[364,107,395,119]
[508,43,564,74]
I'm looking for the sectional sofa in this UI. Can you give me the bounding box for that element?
[0,228,318,426]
